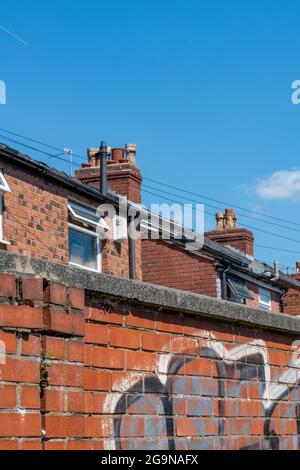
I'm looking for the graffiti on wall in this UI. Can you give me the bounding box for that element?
[103,336,300,450]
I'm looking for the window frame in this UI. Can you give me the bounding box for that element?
[259,287,272,311]
[0,194,3,241]
[0,172,11,245]
[227,277,254,304]
[68,222,101,273]
[68,200,109,231]
[0,172,11,194]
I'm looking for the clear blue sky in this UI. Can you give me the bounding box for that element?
[1,0,300,272]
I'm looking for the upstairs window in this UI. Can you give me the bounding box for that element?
[68,201,109,230]
[0,171,11,243]
[68,225,100,271]
[227,277,254,304]
[259,288,271,311]
[0,172,10,193]
[68,201,109,272]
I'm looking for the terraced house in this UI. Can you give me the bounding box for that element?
[0,141,299,313]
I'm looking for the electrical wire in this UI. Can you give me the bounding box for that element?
[0,127,86,161]
[143,177,300,228]
[0,134,81,168]
[143,183,300,234]
[2,127,300,251]
[142,188,300,247]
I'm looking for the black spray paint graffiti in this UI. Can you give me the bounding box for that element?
[103,339,300,450]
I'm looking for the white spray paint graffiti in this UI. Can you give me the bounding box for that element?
[102,334,300,450]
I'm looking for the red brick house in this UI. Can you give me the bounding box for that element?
[0,141,299,314]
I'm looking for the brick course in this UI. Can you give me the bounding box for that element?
[142,239,218,297]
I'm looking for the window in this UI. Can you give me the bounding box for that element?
[69,225,100,271]
[227,277,254,304]
[0,172,11,193]
[0,172,10,243]
[68,201,108,272]
[259,288,271,311]
[68,201,109,230]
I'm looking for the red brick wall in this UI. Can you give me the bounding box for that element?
[75,162,142,204]
[285,273,300,316]
[206,229,254,257]
[142,240,218,297]
[142,240,282,312]
[0,270,299,450]
[0,161,137,279]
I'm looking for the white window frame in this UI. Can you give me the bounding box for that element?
[68,223,101,273]
[0,172,11,245]
[68,200,110,231]
[0,172,11,194]
[259,288,272,311]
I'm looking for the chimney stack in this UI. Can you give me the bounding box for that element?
[75,143,142,203]
[206,208,254,257]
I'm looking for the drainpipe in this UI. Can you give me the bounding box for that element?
[128,215,137,280]
[280,290,288,313]
[99,141,107,196]
[222,266,231,300]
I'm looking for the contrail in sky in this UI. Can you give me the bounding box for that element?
[0,26,29,46]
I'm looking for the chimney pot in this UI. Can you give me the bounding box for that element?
[207,207,254,256]
[224,208,237,229]
[87,147,98,166]
[296,262,300,272]
[216,211,225,230]
[126,143,137,166]
[112,148,125,161]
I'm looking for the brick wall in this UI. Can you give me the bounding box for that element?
[75,162,142,204]
[142,240,218,297]
[0,160,138,279]
[206,228,254,257]
[284,273,300,316]
[0,256,300,450]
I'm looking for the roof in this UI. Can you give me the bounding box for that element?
[1,142,299,291]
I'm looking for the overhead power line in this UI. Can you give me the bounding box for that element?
[255,244,300,255]
[0,128,86,161]
[0,134,81,168]
[2,127,300,251]
[143,183,300,235]
[143,177,300,228]
[142,188,300,247]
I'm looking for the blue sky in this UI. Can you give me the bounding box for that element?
[1,0,300,271]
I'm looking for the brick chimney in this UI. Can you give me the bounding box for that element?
[205,208,254,257]
[75,143,142,203]
[284,262,300,315]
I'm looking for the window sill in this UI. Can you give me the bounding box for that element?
[69,262,101,274]
[0,240,10,246]
[259,303,272,311]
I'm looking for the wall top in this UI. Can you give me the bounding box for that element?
[0,251,300,336]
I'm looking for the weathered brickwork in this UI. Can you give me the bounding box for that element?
[285,273,300,316]
[75,162,142,204]
[0,160,137,279]
[0,257,299,451]
[142,240,218,298]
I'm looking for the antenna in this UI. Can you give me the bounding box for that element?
[64,148,73,175]
[49,148,73,175]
